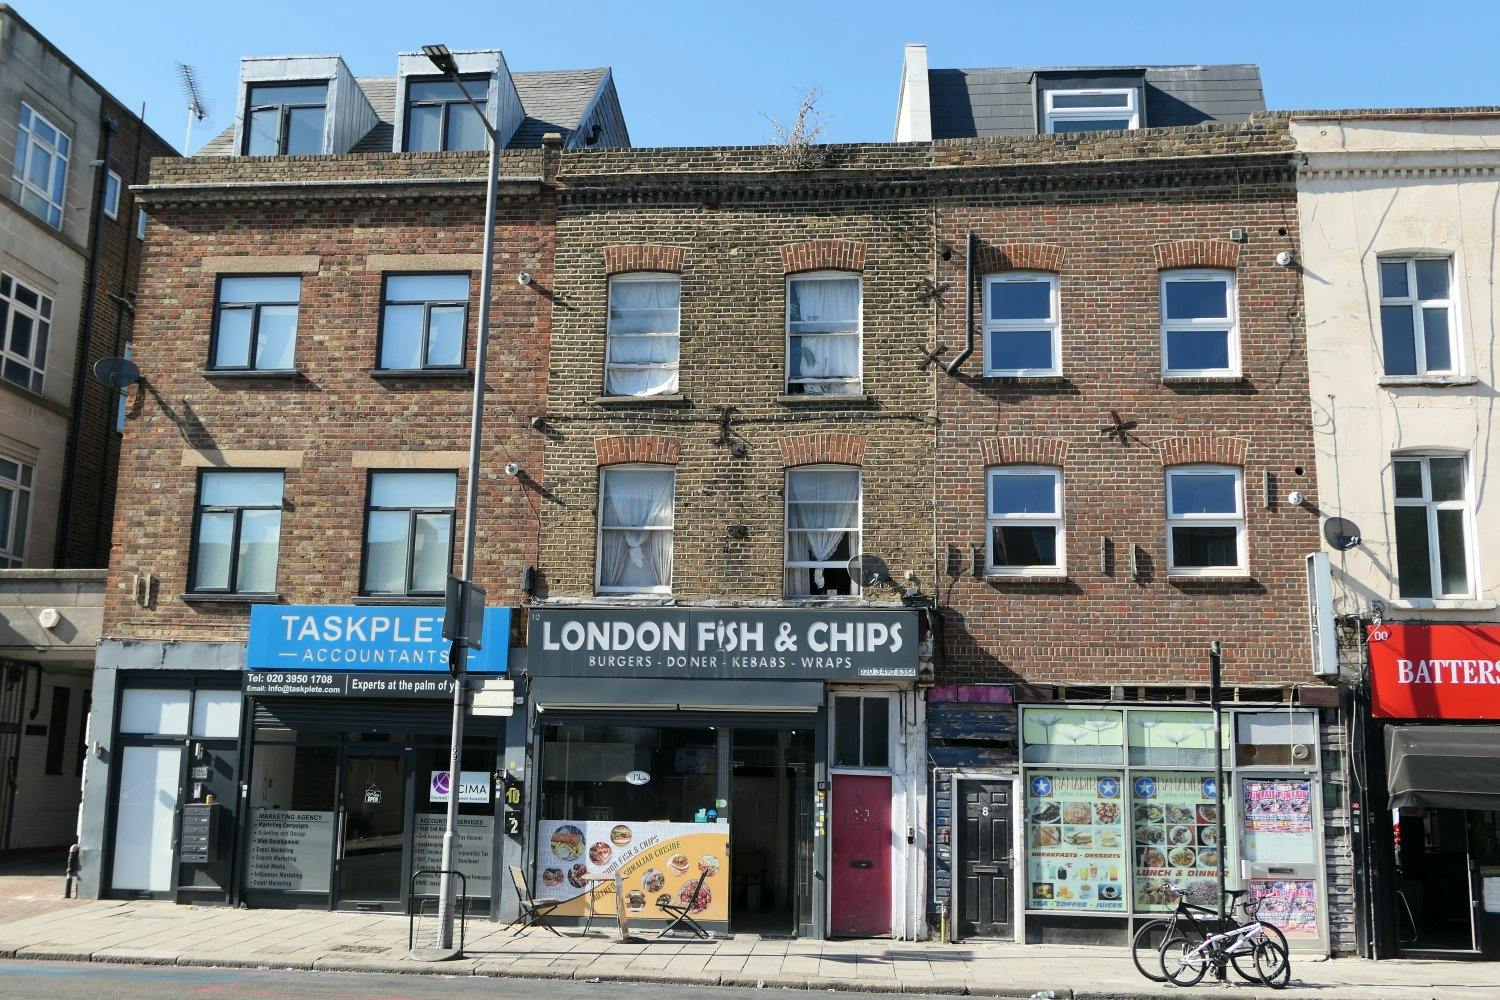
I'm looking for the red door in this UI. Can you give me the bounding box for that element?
[830,774,892,936]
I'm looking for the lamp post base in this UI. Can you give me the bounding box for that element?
[408,945,464,962]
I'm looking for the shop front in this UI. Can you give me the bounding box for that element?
[1365,623,1500,960]
[523,606,925,940]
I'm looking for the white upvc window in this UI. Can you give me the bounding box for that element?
[0,271,53,394]
[605,273,680,396]
[14,102,70,228]
[984,272,1060,376]
[986,465,1064,575]
[136,208,148,240]
[1379,256,1458,377]
[1043,89,1138,134]
[1393,454,1474,599]
[1165,465,1246,574]
[1161,269,1239,377]
[103,169,122,219]
[597,464,675,594]
[786,271,861,395]
[0,454,33,568]
[784,465,861,597]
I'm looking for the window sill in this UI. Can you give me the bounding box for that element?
[371,368,472,381]
[200,369,302,381]
[1378,375,1480,389]
[1168,572,1253,583]
[1389,598,1498,611]
[592,393,690,407]
[983,373,1065,382]
[351,595,443,605]
[181,592,281,604]
[776,393,872,407]
[982,572,1069,583]
[1162,374,1246,387]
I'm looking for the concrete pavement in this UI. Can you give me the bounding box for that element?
[0,895,1493,998]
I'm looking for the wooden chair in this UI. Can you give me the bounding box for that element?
[508,865,564,936]
[656,867,713,939]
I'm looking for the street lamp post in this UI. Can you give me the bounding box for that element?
[421,43,501,958]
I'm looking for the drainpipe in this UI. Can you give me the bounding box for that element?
[943,232,976,374]
[55,116,117,567]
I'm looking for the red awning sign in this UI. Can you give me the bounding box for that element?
[1367,623,1500,720]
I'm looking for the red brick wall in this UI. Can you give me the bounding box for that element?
[935,165,1318,687]
[105,186,553,642]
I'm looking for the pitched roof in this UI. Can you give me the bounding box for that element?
[928,63,1265,139]
[195,67,609,155]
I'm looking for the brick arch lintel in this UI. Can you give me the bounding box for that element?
[974,242,1066,274]
[603,244,685,275]
[1157,435,1248,468]
[779,239,867,275]
[778,432,866,468]
[595,434,681,467]
[1153,239,1240,271]
[980,436,1069,468]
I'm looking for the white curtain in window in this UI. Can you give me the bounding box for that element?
[789,278,859,384]
[600,468,674,589]
[786,469,859,594]
[607,279,680,396]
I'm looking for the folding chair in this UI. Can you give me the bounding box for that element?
[656,867,713,939]
[509,865,564,936]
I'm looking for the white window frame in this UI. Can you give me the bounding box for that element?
[14,102,70,228]
[1165,464,1247,575]
[136,208,148,240]
[986,465,1065,576]
[0,271,53,394]
[605,271,680,397]
[983,272,1061,376]
[785,270,863,396]
[1392,453,1476,600]
[1160,269,1240,377]
[784,464,863,598]
[1378,255,1459,377]
[103,169,122,220]
[595,463,676,595]
[0,453,34,568]
[1043,88,1139,134]
[115,343,132,433]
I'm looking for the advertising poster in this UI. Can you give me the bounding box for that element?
[1131,774,1228,911]
[534,819,729,921]
[1249,878,1319,936]
[1025,771,1126,911]
[1241,778,1315,864]
[244,809,334,892]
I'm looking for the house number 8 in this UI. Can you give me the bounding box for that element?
[981,806,990,817]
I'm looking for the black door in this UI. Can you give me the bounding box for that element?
[336,748,411,910]
[958,779,1013,938]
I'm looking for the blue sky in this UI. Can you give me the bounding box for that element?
[22,0,1500,154]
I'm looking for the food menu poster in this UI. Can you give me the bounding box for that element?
[1025,771,1126,911]
[1241,779,1315,864]
[535,819,729,921]
[1250,878,1319,937]
[1131,774,1227,912]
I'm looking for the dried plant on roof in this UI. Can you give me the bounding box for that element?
[762,87,830,169]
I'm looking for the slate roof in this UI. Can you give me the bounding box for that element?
[928,64,1265,139]
[196,67,609,155]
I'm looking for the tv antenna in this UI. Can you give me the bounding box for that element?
[175,62,210,152]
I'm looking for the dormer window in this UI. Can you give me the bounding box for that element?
[404,77,490,152]
[243,82,328,155]
[1043,89,1138,134]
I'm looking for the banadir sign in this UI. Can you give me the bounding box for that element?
[247,605,510,673]
[527,607,920,679]
[1368,623,1500,720]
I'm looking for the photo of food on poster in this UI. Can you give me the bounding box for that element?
[1025,771,1126,911]
[1131,773,1231,911]
[534,819,728,921]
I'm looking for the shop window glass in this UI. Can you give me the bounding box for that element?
[1130,772,1231,912]
[1127,710,1227,768]
[414,744,495,899]
[1021,707,1123,765]
[119,688,189,736]
[833,695,889,769]
[1025,770,1127,911]
[1234,710,1317,768]
[246,742,336,893]
[191,690,242,739]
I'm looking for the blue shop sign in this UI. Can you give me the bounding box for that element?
[247,605,510,674]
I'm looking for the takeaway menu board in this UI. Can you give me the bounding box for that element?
[1132,774,1227,912]
[1025,771,1126,911]
[534,819,730,922]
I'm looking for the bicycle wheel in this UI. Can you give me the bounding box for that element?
[1159,935,1209,987]
[1230,922,1290,984]
[1131,918,1173,983]
[1254,938,1291,989]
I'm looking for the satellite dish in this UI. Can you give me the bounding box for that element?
[1323,516,1362,551]
[91,356,141,390]
[846,554,891,589]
